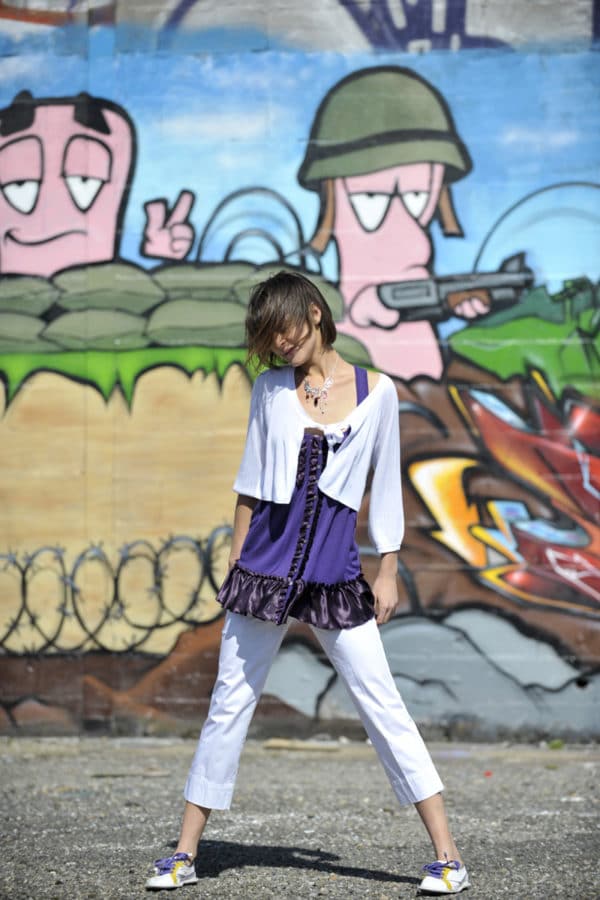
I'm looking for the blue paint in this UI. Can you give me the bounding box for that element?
[0,33,598,291]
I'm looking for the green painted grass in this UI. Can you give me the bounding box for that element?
[449,279,600,400]
[450,317,600,399]
[0,345,251,405]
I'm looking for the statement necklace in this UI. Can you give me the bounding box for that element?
[303,352,338,415]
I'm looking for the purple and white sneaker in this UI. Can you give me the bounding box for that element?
[419,858,470,894]
[146,852,198,890]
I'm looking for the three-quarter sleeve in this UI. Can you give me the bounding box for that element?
[367,378,404,554]
[232,373,267,498]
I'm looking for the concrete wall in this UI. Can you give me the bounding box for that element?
[0,0,598,738]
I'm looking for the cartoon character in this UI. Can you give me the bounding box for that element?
[298,67,490,379]
[0,91,193,278]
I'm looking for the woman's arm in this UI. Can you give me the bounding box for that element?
[372,550,399,625]
[228,493,258,569]
[233,373,268,498]
[368,378,403,623]
[368,377,404,554]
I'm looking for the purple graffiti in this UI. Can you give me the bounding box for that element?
[164,0,198,29]
[341,0,506,50]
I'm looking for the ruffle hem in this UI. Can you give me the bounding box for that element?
[217,563,375,629]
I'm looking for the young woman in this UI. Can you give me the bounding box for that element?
[147,271,469,895]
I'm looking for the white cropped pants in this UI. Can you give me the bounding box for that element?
[184,612,443,810]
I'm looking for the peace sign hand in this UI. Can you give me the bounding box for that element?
[142,190,195,260]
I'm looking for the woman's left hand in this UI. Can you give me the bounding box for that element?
[372,572,399,625]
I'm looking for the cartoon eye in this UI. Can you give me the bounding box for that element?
[1,179,40,214]
[65,175,104,211]
[401,191,429,219]
[348,192,392,232]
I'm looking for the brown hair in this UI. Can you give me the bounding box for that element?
[245,270,337,370]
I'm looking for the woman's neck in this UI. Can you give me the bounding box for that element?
[299,347,337,381]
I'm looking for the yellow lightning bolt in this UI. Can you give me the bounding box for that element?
[408,457,487,567]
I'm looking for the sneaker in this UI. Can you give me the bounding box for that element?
[146,852,198,890]
[418,859,470,894]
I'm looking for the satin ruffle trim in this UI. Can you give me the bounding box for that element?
[217,563,375,629]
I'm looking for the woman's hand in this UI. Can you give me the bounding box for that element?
[372,572,399,624]
[373,552,399,625]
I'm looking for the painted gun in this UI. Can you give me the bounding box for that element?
[377,253,534,321]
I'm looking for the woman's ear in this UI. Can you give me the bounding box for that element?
[310,303,322,328]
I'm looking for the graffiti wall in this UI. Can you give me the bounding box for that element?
[0,0,598,738]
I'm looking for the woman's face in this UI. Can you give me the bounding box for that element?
[271,305,321,366]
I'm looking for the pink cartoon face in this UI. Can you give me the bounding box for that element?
[335,162,444,323]
[332,162,447,379]
[0,100,134,277]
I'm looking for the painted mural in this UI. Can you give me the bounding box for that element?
[0,0,599,738]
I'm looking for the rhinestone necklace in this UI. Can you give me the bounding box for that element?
[303,352,338,415]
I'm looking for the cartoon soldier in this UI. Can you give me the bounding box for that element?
[298,66,491,379]
[0,90,193,278]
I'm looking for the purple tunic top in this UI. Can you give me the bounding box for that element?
[216,367,376,629]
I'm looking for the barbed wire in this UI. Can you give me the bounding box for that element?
[0,527,232,655]
[0,530,418,655]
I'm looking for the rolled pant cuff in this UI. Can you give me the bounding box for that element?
[390,774,444,807]
[184,773,234,810]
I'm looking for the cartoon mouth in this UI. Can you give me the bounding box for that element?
[5,229,87,246]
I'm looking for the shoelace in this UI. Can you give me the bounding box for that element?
[422,860,460,876]
[153,852,191,874]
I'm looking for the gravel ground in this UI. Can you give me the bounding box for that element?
[1,737,598,899]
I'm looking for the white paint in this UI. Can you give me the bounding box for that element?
[176,0,371,52]
[466,0,594,44]
[118,0,198,29]
[71,0,598,46]
[388,0,407,29]
[5,0,106,9]
[432,0,447,33]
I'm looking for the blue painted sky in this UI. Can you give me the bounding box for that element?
[1,29,598,292]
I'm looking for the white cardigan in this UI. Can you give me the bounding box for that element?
[233,366,404,555]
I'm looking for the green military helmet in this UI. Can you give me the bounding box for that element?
[298,66,472,189]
